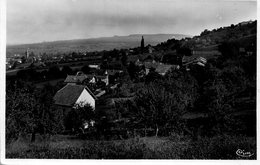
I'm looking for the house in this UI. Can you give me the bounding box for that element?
[182,56,207,68]
[135,59,143,66]
[88,64,100,69]
[64,71,88,84]
[53,84,97,110]
[106,69,123,76]
[239,20,253,26]
[144,62,177,76]
[53,84,98,131]
[64,71,109,86]
[87,75,109,86]
[147,45,154,53]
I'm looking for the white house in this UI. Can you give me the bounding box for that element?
[53,84,97,110]
[88,64,100,69]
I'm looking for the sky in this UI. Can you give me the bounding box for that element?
[7,0,257,45]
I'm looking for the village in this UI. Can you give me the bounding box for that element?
[52,36,210,131]
[5,19,257,159]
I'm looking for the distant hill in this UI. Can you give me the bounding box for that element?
[154,20,256,53]
[185,20,257,49]
[6,34,190,57]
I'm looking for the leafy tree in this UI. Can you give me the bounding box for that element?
[218,41,239,60]
[201,65,250,135]
[81,65,91,74]
[61,66,73,77]
[134,72,198,136]
[127,62,139,81]
[200,29,210,36]
[21,56,26,63]
[64,104,95,133]
[121,52,128,66]
[16,68,39,81]
[48,65,61,79]
[145,68,163,84]
[162,53,183,65]
[177,47,192,56]
[6,83,63,143]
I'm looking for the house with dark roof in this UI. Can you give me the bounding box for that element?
[53,84,97,110]
[64,71,88,84]
[106,69,123,76]
[64,75,88,84]
[64,71,109,86]
[86,75,109,86]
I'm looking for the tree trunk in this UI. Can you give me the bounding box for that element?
[31,129,36,142]
[155,124,159,137]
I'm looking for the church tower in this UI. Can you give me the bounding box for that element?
[141,36,144,54]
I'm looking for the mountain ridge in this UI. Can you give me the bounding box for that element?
[7,33,190,46]
[6,33,191,56]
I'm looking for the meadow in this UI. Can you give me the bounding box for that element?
[6,134,256,159]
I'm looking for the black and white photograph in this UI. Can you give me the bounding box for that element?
[0,0,258,162]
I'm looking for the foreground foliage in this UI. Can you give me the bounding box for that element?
[6,135,255,159]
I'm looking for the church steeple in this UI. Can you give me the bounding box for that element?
[141,36,144,54]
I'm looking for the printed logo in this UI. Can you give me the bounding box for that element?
[236,149,254,158]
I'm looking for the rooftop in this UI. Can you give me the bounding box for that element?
[144,61,174,75]
[53,84,96,107]
[64,75,88,83]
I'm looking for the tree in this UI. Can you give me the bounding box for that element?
[16,68,39,81]
[127,62,139,81]
[162,52,183,65]
[48,65,61,79]
[201,65,250,135]
[121,52,128,66]
[145,68,163,84]
[177,47,192,56]
[81,65,91,74]
[21,56,26,63]
[64,104,95,133]
[61,66,73,77]
[200,29,210,36]
[6,82,63,143]
[218,41,239,60]
[134,73,198,136]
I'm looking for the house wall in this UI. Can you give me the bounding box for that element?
[75,89,95,109]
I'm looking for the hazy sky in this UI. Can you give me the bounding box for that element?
[7,0,256,45]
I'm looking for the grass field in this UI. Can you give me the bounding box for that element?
[6,134,256,159]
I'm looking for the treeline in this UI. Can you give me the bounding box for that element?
[6,81,64,143]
